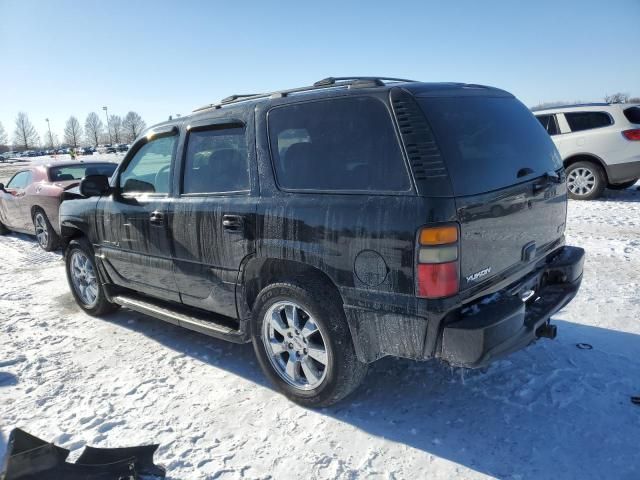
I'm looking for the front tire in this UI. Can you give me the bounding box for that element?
[65,238,120,316]
[251,281,368,407]
[566,161,606,200]
[0,220,8,235]
[33,209,59,251]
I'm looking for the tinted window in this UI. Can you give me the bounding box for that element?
[623,106,640,124]
[7,171,31,189]
[536,114,559,135]
[49,163,117,181]
[119,135,176,194]
[182,126,249,194]
[418,96,562,196]
[268,97,410,192]
[565,111,612,132]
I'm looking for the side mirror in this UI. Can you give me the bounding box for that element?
[79,175,111,197]
[0,183,5,192]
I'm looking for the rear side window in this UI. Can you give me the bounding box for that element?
[536,114,559,135]
[564,111,612,132]
[182,125,249,194]
[623,106,640,124]
[268,97,410,192]
[417,96,562,196]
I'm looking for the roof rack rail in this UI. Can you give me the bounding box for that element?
[531,102,611,112]
[313,76,416,87]
[220,93,265,104]
[192,76,418,113]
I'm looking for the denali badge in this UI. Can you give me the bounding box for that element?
[466,267,492,283]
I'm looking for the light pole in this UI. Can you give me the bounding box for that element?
[45,118,53,150]
[102,106,112,144]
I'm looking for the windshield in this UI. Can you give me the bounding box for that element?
[49,163,117,182]
[417,96,562,196]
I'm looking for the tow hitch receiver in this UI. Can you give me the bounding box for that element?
[536,322,557,339]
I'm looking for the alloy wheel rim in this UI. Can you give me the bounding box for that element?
[34,213,48,247]
[567,167,596,196]
[262,301,329,391]
[70,250,99,308]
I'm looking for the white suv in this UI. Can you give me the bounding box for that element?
[534,103,640,199]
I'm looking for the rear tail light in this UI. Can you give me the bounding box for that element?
[622,129,640,141]
[416,225,459,299]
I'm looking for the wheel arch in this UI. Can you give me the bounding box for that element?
[240,257,343,312]
[563,153,610,183]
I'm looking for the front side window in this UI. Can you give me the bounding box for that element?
[7,171,31,189]
[182,126,249,194]
[268,97,410,192]
[119,135,176,194]
[565,111,612,132]
[536,114,559,135]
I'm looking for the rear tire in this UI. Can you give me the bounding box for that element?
[32,209,59,251]
[566,161,606,200]
[65,238,120,316]
[608,179,638,190]
[251,281,368,407]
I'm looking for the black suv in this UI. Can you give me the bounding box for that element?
[60,77,584,407]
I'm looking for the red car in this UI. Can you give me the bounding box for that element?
[0,160,117,250]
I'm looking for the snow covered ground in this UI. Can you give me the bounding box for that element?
[1,178,639,479]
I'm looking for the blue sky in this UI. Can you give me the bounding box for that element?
[1,0,639,144]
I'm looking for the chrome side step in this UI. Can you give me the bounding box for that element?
[112,294,248,343]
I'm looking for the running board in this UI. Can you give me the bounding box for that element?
[111,294,247,343]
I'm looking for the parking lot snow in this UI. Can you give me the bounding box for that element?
[1,181,639,479]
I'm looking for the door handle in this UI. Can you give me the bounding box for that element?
[149,210,165,226]
[533,171,561,194]
[222,214,244,233]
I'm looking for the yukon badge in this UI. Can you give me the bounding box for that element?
[466,267,492,283]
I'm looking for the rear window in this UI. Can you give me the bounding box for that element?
[268,97,411,192]
[564,111,612,132]
[417,96,562,196]
[49,163,117,181]
[623,106,640,124]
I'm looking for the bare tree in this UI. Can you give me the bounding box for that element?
[109,115,123,143]
[123,111,146,142]
[629,97,640,104]
[85,112,104,147]
[0,121,7,146]
[64,116,83,148]
[13,112,40,150]
[604,92,630,104]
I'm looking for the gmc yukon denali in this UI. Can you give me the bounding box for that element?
[59,77,585,407]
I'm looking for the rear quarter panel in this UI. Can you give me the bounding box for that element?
[26,182,64,234]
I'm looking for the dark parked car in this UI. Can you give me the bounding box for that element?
[0,160,118,250]
[105,145,117,154]
[59,77,584,407]
[116,144,129,152]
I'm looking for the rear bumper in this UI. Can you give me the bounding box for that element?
[606,159,640,184]
[439,245,584,367]
[343,246,584,366]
